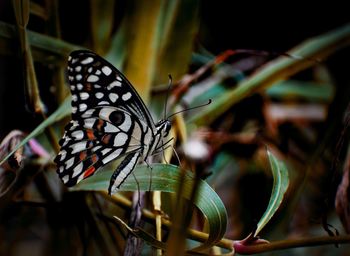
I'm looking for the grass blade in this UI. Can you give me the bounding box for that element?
[73,163,228,251]
[255,149,289,236]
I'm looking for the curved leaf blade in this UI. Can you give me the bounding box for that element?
[73,163,228,251]
[255,149,289,236]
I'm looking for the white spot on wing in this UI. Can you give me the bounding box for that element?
[76,173,85,184]
[80,92,89,100]
[99,107,115,121]
[95,92,104,99]
[108,80,122,89]
[102,148,122,164]
[81,57,94,64]
[76,74,82,81]
[101,148,112,155]
[98,101,109,105]
[77,83,83,90]
[93,145,102,151]
[72,95,78,101]
[71,130,84,140]
[84,118,96,129]
[62,137,71,147]
[87,75,99,82]
[119,114,132,132]
[95,70,101,75]
[65,157,75,169]
[62,175,69,183]
[82,109,95,118]
[71,120,79,127]
[109,93,118,103]
[70,141,87,154]
[104,122,119,133]
[114,132,128,147]
[75,66,82,72]
[79,103,87,112]
[59,150,67,161]
[102,66,112,76]
[72,162,83,178]
[72,106,77,114]
[122,92,132,101]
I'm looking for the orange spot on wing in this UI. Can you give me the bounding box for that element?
[91,154,98,162]
[97,120,104,130]
[87,130,95,140]
[79,151,87,161]
[102,134,112,144]
[84,166,95,178]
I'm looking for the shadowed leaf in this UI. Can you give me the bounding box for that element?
[255,149,289,236]
[73,163,227,252]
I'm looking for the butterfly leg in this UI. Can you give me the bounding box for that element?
[144,159,153,169]
[108,152,141,195]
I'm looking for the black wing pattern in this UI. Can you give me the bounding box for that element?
[55,50,156,191]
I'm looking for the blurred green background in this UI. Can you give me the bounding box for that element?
[0,0,350,255]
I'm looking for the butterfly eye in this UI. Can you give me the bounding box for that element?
[163,121,171,137]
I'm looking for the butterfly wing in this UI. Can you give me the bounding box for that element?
[67,50,155,127]
[55,50,156,189]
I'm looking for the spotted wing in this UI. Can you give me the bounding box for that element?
[55,50,155,188]
[54,107,144,186]
[67,50,155,129]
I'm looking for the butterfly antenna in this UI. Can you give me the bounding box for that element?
[164,74,173,120]
[167,99,212,119]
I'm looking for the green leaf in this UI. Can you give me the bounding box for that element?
[0,21,80,59]
[90,0,115,55]
[106,0,199,102]
[12,0,29,50]
[0,97,71,166]
[266,80,335,102]
[12,0,29,28]
[73,163,228,252]
[153,0,200,85]
[255,149,289,236]
[189,23,350,126]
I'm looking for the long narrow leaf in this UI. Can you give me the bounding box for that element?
[73,163,228,251]
[255,149,289,236]
[0,21,80,58]
[189,23,350,126]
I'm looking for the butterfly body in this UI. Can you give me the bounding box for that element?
[54,50,171,194]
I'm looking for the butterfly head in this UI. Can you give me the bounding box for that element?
[156,119,172,138]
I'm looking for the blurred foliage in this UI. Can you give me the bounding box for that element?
[0,0,350,255]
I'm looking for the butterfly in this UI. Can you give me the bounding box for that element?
[54,50,171,195]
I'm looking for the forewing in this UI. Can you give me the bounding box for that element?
[67,50,155,129]
[55,50,155,187]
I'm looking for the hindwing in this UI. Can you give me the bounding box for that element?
[55,50,157,190]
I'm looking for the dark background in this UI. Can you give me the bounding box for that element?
[0,0,349,139]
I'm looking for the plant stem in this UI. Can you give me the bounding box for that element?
[233,235,350,254]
